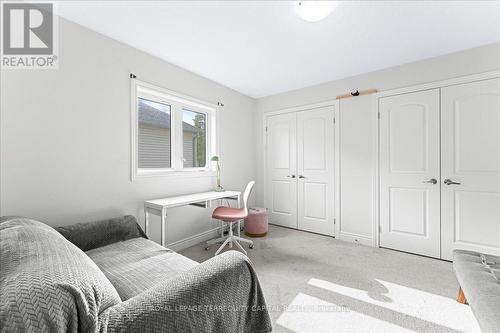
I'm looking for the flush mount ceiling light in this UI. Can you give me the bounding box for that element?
[294,1,338,22]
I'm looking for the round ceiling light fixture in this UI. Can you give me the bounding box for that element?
[294,1,338,22]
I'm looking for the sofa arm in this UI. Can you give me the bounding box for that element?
[98,251,272,333]
[55,215,147,251]
[453,250,500,333]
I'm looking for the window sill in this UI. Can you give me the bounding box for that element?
[133,169,216,181]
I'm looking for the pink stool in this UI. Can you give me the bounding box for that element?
[244,208,268,237]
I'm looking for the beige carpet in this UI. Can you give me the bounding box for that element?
[180,225,480,333]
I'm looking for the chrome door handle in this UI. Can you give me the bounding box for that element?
[298,175,306,179]
[444,179,461,185]
[287,175,296,178]
[422,178,437,184]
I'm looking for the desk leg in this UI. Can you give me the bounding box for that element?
[144,206,149,236]
[161,207,166,247]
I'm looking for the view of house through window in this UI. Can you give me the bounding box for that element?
[133,81,215,177]
[138,98,171,168]
[183,109,207,168]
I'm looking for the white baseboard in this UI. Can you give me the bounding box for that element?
[338,231,373,246]
[167,227,221,252]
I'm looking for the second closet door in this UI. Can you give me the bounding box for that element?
[379,89,441,258]
[297,107,335,236]
[441,78,500,260]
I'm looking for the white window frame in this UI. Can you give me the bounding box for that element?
[131,79,218,180]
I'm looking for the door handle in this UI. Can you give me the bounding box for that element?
[444,179,461,185]
[287,175,296,178]
[298,175,306,179]
[422,178,437,184]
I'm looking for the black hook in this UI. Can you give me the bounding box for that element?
[130,73,137,79]
[351,90,360,96]
[217,102,224,107]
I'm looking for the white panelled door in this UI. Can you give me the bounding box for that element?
[441,78,500,260]
[379,89,441,258]
[265,106,335,235]
[265,113,298,228]
[297,107,335,236]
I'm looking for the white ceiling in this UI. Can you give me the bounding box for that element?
[57,1,500,98]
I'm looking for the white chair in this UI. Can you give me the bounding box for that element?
[206,181,255,255]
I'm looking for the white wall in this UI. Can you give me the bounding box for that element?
[0,18,256,249]
[255,42,500,209]
[337,95,376,245]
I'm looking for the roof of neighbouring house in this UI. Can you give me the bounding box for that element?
[138,99,200,133]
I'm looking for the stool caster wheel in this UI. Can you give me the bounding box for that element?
[205,246,210,251]
[249,244,254,249]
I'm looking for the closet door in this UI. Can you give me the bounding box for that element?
[297,107,335,236]
[379,89,441,258]
[265,113,298,228]
[441,78,500,260]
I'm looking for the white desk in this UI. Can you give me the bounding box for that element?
[144,190,241,246]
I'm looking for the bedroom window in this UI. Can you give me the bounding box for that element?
[131,80,217,179]
[138,98,172,169]
[182,109,207,168]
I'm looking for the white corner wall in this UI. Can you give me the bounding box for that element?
[337,95,377,245]
[254,42,500,209]
[0,18,256,249]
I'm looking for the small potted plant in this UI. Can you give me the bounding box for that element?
[211,155,224,192]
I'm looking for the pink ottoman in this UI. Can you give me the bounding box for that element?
[244,207,268,237]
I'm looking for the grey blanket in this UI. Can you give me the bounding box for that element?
[98,251,272,333]
[55,215,147,252]
[86,237,199,300]
[0,217,122,332]
[1,216,272,333]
